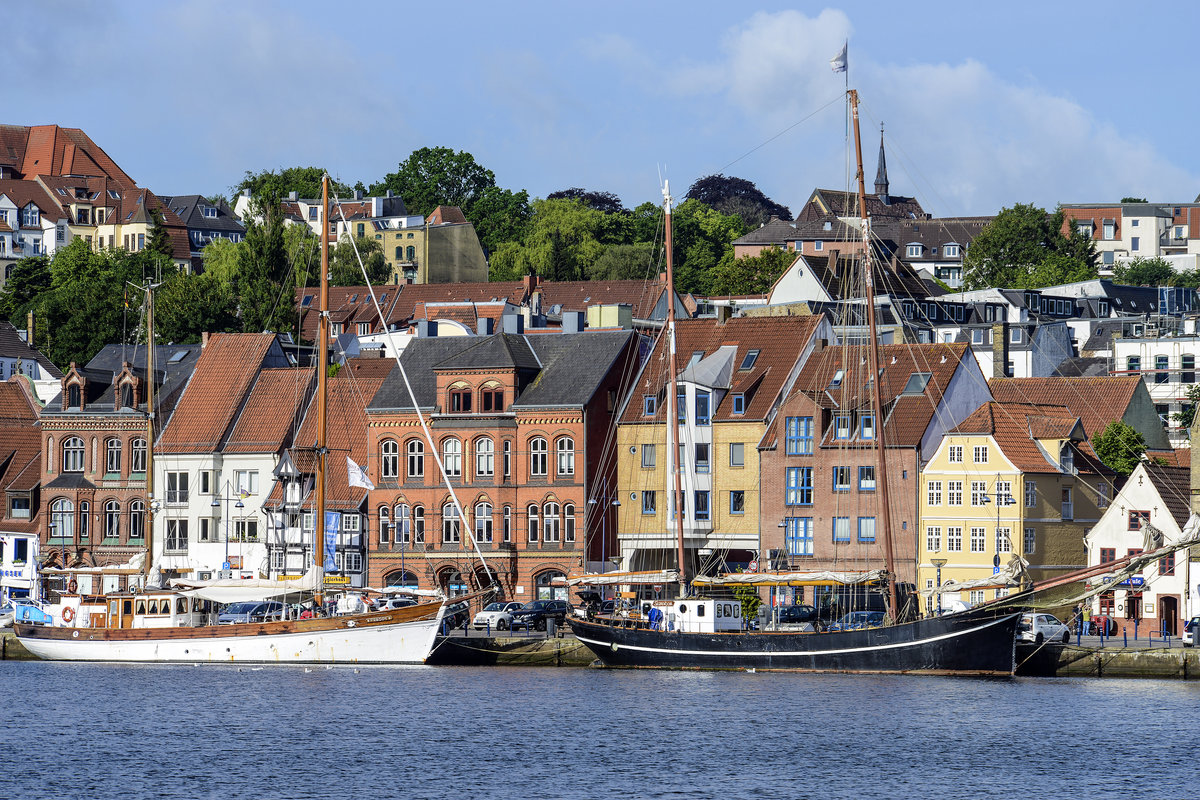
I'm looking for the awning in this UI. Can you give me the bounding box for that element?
[170,567,320,603]
[693,570,884,587]
[553,570,680,587]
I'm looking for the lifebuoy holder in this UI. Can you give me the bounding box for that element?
[62,606,76,624]
[67,578,78,594]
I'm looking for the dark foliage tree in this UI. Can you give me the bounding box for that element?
[236,196,294,334]
[685,174,791,228]
[547,188,625,215]
[235,167,352,201]
[329,235,391,286]
[1112,256,1177,286]
[147,208,175,261]
[708,247,794,296]
[1091,420,1146,476]
[0,255,51,322]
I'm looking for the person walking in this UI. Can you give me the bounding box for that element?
[1082,603,1092,636]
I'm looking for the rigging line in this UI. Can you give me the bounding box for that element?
[710,94,845,177]
[328,182,493,592]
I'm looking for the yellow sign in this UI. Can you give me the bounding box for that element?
[276,574,302,581]
[324,576,351,586]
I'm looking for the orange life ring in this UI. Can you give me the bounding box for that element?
[62,607,75,623]
[68,579,78,594]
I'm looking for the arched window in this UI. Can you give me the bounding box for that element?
[406,245,415,261]
[131,438,147,473]
[475,437,494,478]
[503,440,512,478]
[378,505,391,544]
[1182,354,1195,384]
[481,383,504,412]
[543,502,560,542]
[442,503,461,543]
[128,499,145,541]
[407,439,424,479]
[68,384,81,409]
[527,504,539,542]
[475,502,493,543]
[439,567,466,597]
[412,505,425,544]
[536,570,567,600]
[449,383,472,412]
[556,437,574,476]
[442,438,462,477]
[395,503,411,543]
[62,436,84,472]
[119,383,134,409]
[529,437,547,476]
[78,500,89,540]
[395,245,403,260]
[46,436,54,472]
[381,438,399,479]
[384,569,418,589]
[105,438,122,474]
[503,505,512,542]
[51,498,75,542]
[564,503,576,543]
[104,500,121,540]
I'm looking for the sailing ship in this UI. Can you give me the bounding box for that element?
[570,89,1023,674]
[14,176,458,664]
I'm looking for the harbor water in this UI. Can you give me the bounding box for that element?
[3,661,1196,799]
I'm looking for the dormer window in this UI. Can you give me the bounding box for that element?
[732,393,745,415]
[68,384,82,409]
[1060,444,1075,474]
[906,243,922,258]
[944,244,960,257]
[203,206,218,218]
[449,386,472,412]
[119,383,134,409]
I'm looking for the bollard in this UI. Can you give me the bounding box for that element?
[486,620,491,638]
[1123,629,1128,648]
[1134,619,1139,641]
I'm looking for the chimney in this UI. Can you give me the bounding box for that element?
[501,314,524,335]
[26,311,34,346]
[992,322,1009,378]
[715,305,732,325]
[354,189,364,201]
[416,320,438,338]
[288,191,298,201]
[476,317,494,336]
[562,310,585,334]
[201,331,210,349]
[522,272,538,299]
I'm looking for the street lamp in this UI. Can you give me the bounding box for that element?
[212,483,244,574]
[931,558,947,614]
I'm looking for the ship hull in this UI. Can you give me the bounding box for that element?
[570,609,1020,675]
[13,604,444,664]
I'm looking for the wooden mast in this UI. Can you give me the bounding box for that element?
[315,175,330,606]
[663,181,688,596]
[849,89,901,618]
[143,284,156,587]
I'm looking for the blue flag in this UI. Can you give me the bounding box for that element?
[323,511,341,572]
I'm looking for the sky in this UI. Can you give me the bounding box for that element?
[10,2,1200,218]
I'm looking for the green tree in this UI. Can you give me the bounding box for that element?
[368,147,496,218]
[469,184,533,253]
[1172,384,1200,429]
[198,238,242,286]
[731,583,762,622]
[547,187,625,214]
[685,174,791,228]
[1120,197,1148,203]
[589,242,658,280]
[236,196,294,334]
[1112,256,1176,286]
[147,208,175,261]
[329,235,390,286]
[235,167,351,201]
[670,199,748,295]
[155,271,239,344]
[1091,420,1146,475]
[962,203,1098,290]
[708,247,794,296]
[0,255,51,322]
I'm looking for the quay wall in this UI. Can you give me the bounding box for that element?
[1017,643,1200,679]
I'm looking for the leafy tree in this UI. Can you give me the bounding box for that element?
[670,199,748,295]
[1120,197,1148,203]
[628,201,663,245]
[147,208,175,261]
[1172,384,1200,429]
[0,255,51,322]
[547,188,625,214]
[487,198,612,282]
[235,167,351,201]
[468,184,533,254]
[368,147,496,218]
[1092,420,1146,475]
[198,238,241,285]
[708,247,794,296]
[731,583,761,623]
[154,271,239,344]
[589,242,658,280]
[961,203,1097,290]
[330,235,390,286]
[686,174,792,228]
[236,196,294,334]
[1112,256,1176,286]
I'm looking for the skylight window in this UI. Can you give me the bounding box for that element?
[56,188,67,196]
[739,349,760,370]
[902,372,932,395]
[350,294,359,303]
[830,369,844,388]
[301,295,314,307]
[168,350,189,363]
[690,350,704,365]
[108,190,120,200]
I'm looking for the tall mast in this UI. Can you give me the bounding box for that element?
[663,181,688,596]
[315,175,330,606]
[849,89,901,618]
[143,284,156,586]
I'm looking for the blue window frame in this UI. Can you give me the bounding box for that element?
[785,416,813,455]
[694,491,710,521]
[834,415,852,440]
[858,466,876,491]
[732,394,745,415]
[677,392,686,423]
[832,466,850,492]
[785,467,813,506]
[730,490,745,515]
[695,391,711,425]
[785,517,813,556]
[643,395,656,416]
[858,517,876,542]
[832,516,850,542]
[860,414,874,440]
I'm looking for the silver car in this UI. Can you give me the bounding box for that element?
[1018,612,1071,644]
[472,601,523,631]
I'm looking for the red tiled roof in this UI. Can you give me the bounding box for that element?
[951,401,1107,474]
[427,205,468,225]
[224,368,314,454]
[156,334,278,453]
[0,381,42,521]
[344,355,396,380]
[17,125,138,187]
[0,179,66,221]
[295,286,404,342]
[622,316,825,425]
[290,374,385,509]
[536,279,667,320]
[988,376,1141,439]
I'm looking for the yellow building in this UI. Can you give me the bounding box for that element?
[918,402,1112,611]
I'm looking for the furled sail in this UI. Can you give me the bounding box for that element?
[693,570,885,587]
[171,566,320,603]
[554,570,680,587]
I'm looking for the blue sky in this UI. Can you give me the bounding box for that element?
[11,2,1200,217]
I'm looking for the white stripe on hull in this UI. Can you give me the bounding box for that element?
[576,614,1015,658]
[18,619,441,664]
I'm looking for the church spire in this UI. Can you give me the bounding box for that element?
[874,123,889,204]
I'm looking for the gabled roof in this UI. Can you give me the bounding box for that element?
[433,333,539,372]
[777,245,929,302]
[1,124,137,187]
[158,195,245,234]
[0,321,62,377]
[515,331,636,408]
[622,316,825,425]
[988,376,1141,439]
[43,343,200,414]
[537,279,673,320]
[156,334,282,453]
[0,380,42,530]
[796,188,927,222]
[223,368,314,454]
[427,205,467,225]
[1142,464,1191,529]
[0,178,67,223]
[289,374,386,509]
[950,401,1107,474]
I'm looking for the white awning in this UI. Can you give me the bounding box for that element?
[692,570,884,587]
[553,570,680,587]
[170,567,319,603]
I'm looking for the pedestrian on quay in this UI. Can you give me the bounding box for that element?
[1073,603,1083,635]
[1082,603,1092,636]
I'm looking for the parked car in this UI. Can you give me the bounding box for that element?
[1183,617,1200,647]
[774,604,819,627]
[1018,612,1070,644]
[473,601,524,631]
[827,611,886,631]
[1088,614,1117,636]
[217,601,285,625]
[510,599,571,631]
[375,596,418,611]
[442,601,470,630]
